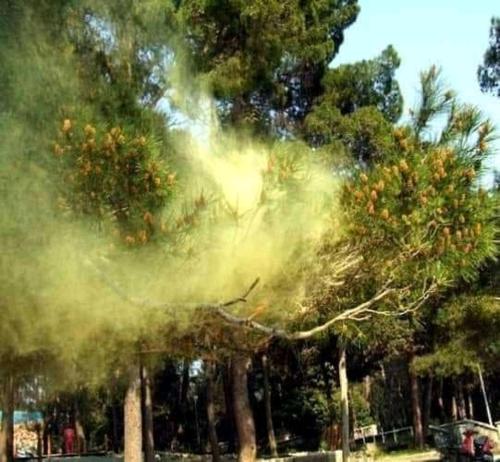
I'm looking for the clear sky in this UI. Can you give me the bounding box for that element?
[334,0,500,178]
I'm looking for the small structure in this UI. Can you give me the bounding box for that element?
[353,425,378,443]
[353,424,413,448]
[430,419,500,461]
[0,411,43,457]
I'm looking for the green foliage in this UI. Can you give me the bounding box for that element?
[413,233,499,378]
[276,371,375,443]
[0,0,184,386]
[342,71,497,290]
[414,294,500,376]
[306,105,398,163]
[331,384,374,427]
[316,46,402,122]
[1,0,499,443]
[304,46,402,163]
[298,69,497,366]
[368,363,412,430]
[176,0,360,128]
[478,17,500,97]
[342,146,495,285]
[68,0,177,119]
[279,386,331,442]
[53,121,175,245]
[410,66,454,136]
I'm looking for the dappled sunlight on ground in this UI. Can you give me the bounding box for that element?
[373,450,440,461]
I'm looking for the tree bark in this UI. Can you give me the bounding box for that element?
[232,353,257,462]
[112,398,121,453]
[173,359,190,447]
[0,374,15,462]
[466,391,474,420]
[262,354,278,457]
[477,364,493,426]
[408,353,424,449]
[362,375,372,402]
[423,375,433,440]
[450,396,458,421]
[437,378,445,423]
[206,362,220,462]
[74,396,87,455]
[0,412,7,462]
[141,364,155,462]
[124,362,143,462]
[36,423,42,460]
[338,347,350,462]
[75,415,87,454]
[42,412,52,457]
[223,361,237,453]
[180,360,190,404]
[456,379,466,420]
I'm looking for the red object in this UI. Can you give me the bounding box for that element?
[461,433,474,456]
[483,437,494,455]
[63,427,76,454]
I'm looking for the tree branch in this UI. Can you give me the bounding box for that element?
[87,258,260,313]
[88,259,435,343]
[213,286,396,341]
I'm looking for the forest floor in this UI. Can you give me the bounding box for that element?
[375,449,440,461]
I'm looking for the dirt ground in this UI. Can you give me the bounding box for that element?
[373,450,441,461]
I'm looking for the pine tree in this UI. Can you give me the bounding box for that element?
[478,17,500,97]
[175,0,360,131]
[304,46,402,163]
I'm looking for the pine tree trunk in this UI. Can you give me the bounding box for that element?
[180,360,190,404]
[408,353,424,449]
[174,360,190,446]
[42,412,52,457]
[112,398,121,453]
[36,423,42,459]
[223,361,237,454]
[141,364,155,462]
[451,396,458,420]
[338,347,350,462]
[456,379,466,420]
[232,353,256,462]
[124,362,143,462]
[467,392,474,420]
[437,378,445,423]
[262,354,278,457]
[0,374,15,462]
[0,411,7,462]
[477,364,493,426]
[362,376,372,401]
[423,376,433,439]
[206,362,220,462]
[75,415,87,454]
[74,397,87,454]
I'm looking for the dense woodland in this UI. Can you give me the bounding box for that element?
[0,2,498,462]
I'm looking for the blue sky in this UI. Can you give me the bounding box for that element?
[334,0,500,177]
